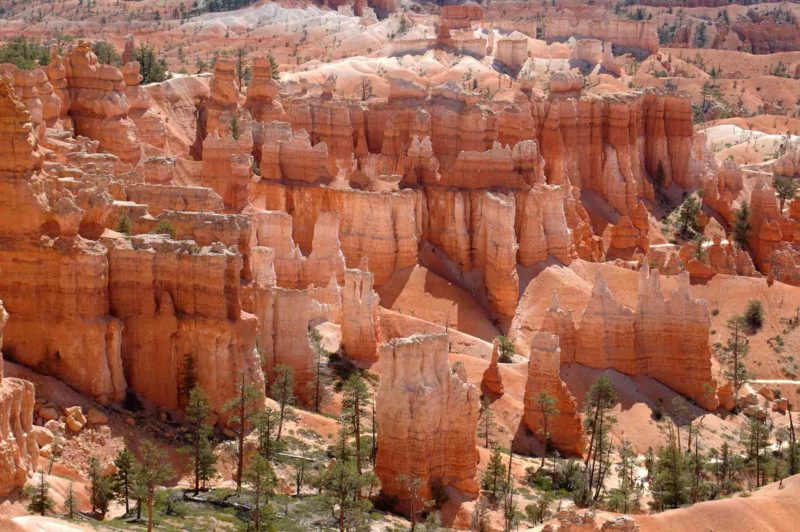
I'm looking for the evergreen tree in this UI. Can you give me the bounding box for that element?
[481,444,507,498]
[723,316,751,407]
[182,385,216,495]
[268,54,280,80]
[478,396,495,448]
[179,353,198,407]
[88,456,103,514]
[111,448,136,515]
[270,364,296,441]
[397,475,425,531]
[578,374,617,506]
[341,373,371,475]
[651,423,689,510]
[132,43,168,84]
[252,406,284,463]
[235,47,250,89]
[534,392,559,470]
[607,440,637,513]
[245,454,277,532]
[773,175,798,212]
[307,328,332,413]
[320,460,372,532]
[47,430,63,475]
[24,472,54,516]
[64,481,76,519]
[496,335,515,363]
[675,195,701,239]
[91,40,121,66]
[223,373,261,494]
[742,409,771,487]
[136,440,175,532]
[732,201,752,247]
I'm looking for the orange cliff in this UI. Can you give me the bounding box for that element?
[376,333,480,512]
[0,301,38,496]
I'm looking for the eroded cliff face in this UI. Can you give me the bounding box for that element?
[0,302,38,497]
[341,263,381,365]
[0,77,126,404]
[376,333,480,510]
[565,268,718,409]
[106,235,264,415]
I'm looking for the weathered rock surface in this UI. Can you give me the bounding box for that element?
[523,332,584,456]
[66,42,141,164]
[376,333,480,511]
[341,263,381,365]
[0,302,38,496]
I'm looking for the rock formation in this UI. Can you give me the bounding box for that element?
[0,302,38,496]
[65,42,141,164]
[522,332,584,455]
[341,261,381,365]
[376,333,480,510]
[481,339,504,395]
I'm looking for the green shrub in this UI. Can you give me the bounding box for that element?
[116,215,132,235]
[151,220,176,239]
[744,300,764,331]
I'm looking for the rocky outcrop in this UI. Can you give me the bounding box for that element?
[122,62,166,149]
[245,57,285,124]
[635,265,718,409]
[106,235,264,416]
[201,129,253,212]
[523,332,584,455]
[341,261,381,365]
[65,42,141,164]
[376,333,480,511]
[0,78,126,404]
[563,268,718,409]
[45,47,71,125]
[259,122,332,184]
[205,58,241,138]
[0,302,38,496]
[545,17,659,55]
[481,339,504,395]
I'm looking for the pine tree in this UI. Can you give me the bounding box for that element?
[478,396,495,448]
[24,472,54,516]
[183,385,216,495]
[732,201,752,247]
[742,409,771,487]
[111,448,136,515]
[607,440,637,512]
[651,422,688,510]
[268,53,280,80]
[675,195,701,239]
[723,316,751,407]
[64,481,76,519]
[579,374,617,506]
[341,373,371,475]
[235,47,249,90]
[307,328,331,413]
[245,454,276,531]
[136,440,175,532]
[223,373,261,494]
[496,335,515,363]
[320,460,372,532]
[397,475,424,531]
[534,392,559,470]
[88,456,103,514]
[47,430,63,474]
[773,175,798,213]
[270,364,296,441]
[481,445,508,498]
[252,406,284,463]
